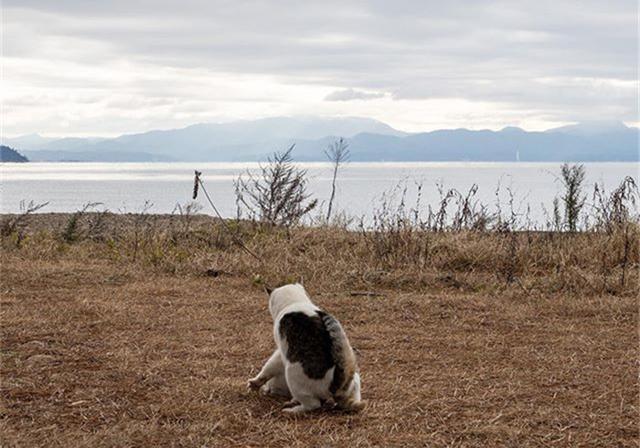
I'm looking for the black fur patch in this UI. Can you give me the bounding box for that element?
[279,311,336,379]
[319,312,346,395]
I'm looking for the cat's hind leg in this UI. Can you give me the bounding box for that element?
[261,373,291,398]
[282,395,321,414]
[282,364,323,414]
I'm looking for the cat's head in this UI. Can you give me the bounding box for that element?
[266,283,312,319]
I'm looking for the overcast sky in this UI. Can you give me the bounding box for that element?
[3,0,638,137]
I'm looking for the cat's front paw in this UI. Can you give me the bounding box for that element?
[281,399,299,408]
[247,377,265,391]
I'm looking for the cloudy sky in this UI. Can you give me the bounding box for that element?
[3,0,637,137]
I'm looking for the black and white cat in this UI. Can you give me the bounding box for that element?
[248,283,364,414]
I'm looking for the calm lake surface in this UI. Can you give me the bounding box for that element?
[1,162,637,225]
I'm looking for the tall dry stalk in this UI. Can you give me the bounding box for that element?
[324,138,350,223]
[130,201,154,261]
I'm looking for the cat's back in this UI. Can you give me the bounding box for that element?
[278,310,335,380]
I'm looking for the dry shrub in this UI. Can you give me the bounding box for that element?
[0,200,49,246]
[234,146,318,227]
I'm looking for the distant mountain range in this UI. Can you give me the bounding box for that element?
[4,117,638,162]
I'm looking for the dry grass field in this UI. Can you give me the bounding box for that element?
[1,213,638,447]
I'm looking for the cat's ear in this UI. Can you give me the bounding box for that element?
[264,285,273,295]
[298,275,304,286]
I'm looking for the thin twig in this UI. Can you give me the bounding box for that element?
[194,171,262,262]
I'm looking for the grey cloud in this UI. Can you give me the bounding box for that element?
[4,0,638,131]
[325,88,385,101]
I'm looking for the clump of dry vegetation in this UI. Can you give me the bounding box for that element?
[1,159,638,447]
[5,159,637,297]
[234,145,318,227]
[2,204,637,297]
[7,162,636,296]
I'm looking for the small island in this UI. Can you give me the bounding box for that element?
[1,145,29,162]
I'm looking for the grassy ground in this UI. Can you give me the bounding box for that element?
[1,213,638,447]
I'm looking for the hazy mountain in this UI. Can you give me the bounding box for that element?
[8,116,404,162]
[339,125,639,162]
[6,117,638,162]
[35,137,108,151]
[1,145,29,162]
[546,120,631,137]
[2,134,56,151]
[292,122,638,161]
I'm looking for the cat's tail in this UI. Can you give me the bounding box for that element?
[339,398,367,412]
[336,371,365,412]
[319,312,364,411]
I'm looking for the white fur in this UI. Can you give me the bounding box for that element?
[248,283,364,414]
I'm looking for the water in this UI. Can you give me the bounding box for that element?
[1,162,637,225]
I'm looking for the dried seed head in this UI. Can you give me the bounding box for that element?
[193,170,202,199]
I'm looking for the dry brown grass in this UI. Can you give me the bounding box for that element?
[1,213,638,447]
[4,211,639,296]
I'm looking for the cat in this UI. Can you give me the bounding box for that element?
[247,283,364,414]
